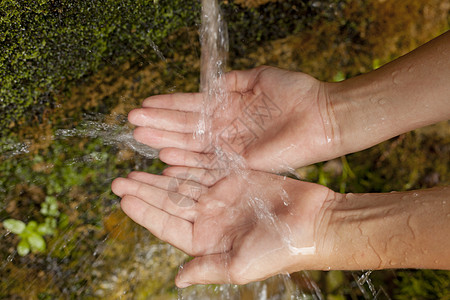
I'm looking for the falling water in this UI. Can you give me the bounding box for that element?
[196,0,228,145]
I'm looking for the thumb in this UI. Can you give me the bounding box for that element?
[175,254,231,288]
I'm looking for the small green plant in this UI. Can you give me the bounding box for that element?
[2,196,65,256]
[40,196,60,218]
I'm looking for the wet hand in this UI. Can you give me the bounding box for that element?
[111,167,335,286]
[128,66,339,172]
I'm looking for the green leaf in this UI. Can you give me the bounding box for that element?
[17,238,30,256]
[40,203,49,216]
[26,220,38,232]
[27,232,46,253]
[3,219,26,234]
[45,196,57,204]
[49,203,60,217]
[41,196,60,217]
[37,223,55,236]
[45,217,57,229]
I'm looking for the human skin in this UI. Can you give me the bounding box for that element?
[116,30,450,287]
[128,66,328,172]
[127,30,450,173]
[111,169,450,287]
[327,30,450,157]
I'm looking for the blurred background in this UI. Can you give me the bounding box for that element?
[0,0,449,298]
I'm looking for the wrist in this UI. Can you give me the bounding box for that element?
[322,76,397,157]
[317,188,450,270]
[323,32,450,158]
[317,191,393,270]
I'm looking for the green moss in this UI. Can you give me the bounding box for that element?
[394,270,450,300]
[0,0,202,133]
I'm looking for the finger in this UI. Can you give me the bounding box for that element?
[159,148,231,170]
[142,93,204,112]
[163,166,228,187]
[120,195,193,254]
[224,66,268,92]
[128,108,199,133]
[111,177,197,221]
[133,127,206,152]
[127,171,208,199]
[175,254,230,288]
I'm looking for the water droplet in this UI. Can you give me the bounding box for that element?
[378,98,387,105]
[6,253,14,262]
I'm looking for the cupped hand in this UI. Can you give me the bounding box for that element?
[128,66,339,172]
[111,167,335,287]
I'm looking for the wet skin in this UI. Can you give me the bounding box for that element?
[112,167,334,286]
[112,169,450,287]
[128,66,334,172]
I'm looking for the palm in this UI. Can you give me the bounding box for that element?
[128,66,332,172]
[111,168,333,285]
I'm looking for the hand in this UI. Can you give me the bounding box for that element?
[111,167,335,287]
[129,31,450,173]
[128,66,339,172]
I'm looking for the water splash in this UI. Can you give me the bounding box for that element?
[0,139,31,158]
[353,271,391,299]
[55,117,158,159]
